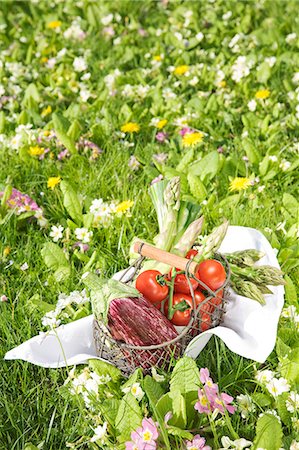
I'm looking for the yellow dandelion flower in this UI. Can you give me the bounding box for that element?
[255,89,270,100]
[174,65,189,76]
[29,146,45,157]
[41,57,48,64]
[43,130,51,137]
[229,177,252,192]
[116,200,134,213]
[121,122,140,133]
[218,80,227,88]
[41,105,52,117]
[47,176,61,190]
[156,119,167,129]
[3,247,11,257]
[182,132,204,147]
[153,55,162,61]
[47,20,62,29]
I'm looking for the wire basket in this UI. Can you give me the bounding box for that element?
[93,247,231,376]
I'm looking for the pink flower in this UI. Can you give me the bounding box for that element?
[194,388,212,414]
[126,418,159,450]
[199,368,218,393]
[185,434,211,450]
[155,131,168,143]
[195,369,235,416]
[179,127,193,136]
[150,174,164,185]
[213,392,236,414]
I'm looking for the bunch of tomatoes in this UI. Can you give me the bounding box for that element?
[136,249,227,332]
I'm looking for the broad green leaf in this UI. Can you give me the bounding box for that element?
[253,413,282,450]
[53,266,71,282]
[279,347,299,383]
[24,444,39,450]
[83,213,94,229]
[242,139,260,164]
[169,390,187,428]
[282,193,298,218]
[155,393,173,420]
[189,151,219,182]
[41,243,69,270]
[256,61,271,83]
[145,387,171,450]
[101,398,120,428]
[26,294,54,315]
[60,181,82,225]
[53,113,76,154]
[251,392,272,407]
[89,359,122,383]
[144,376,164,405]
[284,275,297,305]
[115,393,142,442]
[276,337,290,359]
[259,155,269,176]
[276,393,291,426]
[0,111,5,133]
[170,356,200,395]
[187,174,207,202]
[67,119,82,141]
[176,148,194,172]
[167,426,193,440]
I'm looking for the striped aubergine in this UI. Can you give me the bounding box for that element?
[108,295,180,370]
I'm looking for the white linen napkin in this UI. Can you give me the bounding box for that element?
[4,226,284,367]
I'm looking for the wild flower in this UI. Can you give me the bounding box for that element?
[90,422,108,443]
[116,200,134,214]
[255,89,270,100]
[50,225,64,242]
[229,177,251,192]
[182,131,204,147]
[156,131,168,143]
[47,20,62,29]
[128,155,141,171]
[185,434,211,450]
[286,391,299,413]
[126,418,159,450]
[122,383,144,401]
[47,176,61,190]
[121,122,140,133]
[195,368,235,415]
[73,56,87,72]
[74,228,93,243]
[153,153,168,164]
[231,56,252,82]
[248,99,257,111]
[266,377,290,397]
[220,436,252,449]
[236,394,256,418]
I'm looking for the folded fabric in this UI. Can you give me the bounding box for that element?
[4,226,284,367]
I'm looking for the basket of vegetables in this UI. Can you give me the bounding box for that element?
[83,177,285,376]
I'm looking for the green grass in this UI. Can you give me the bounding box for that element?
[0,0,299,448]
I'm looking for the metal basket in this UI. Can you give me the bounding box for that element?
[93,251,231,376]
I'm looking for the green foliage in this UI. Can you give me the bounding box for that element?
[253,413,283,450]
[115,393,142,442]
[60,180,83,225]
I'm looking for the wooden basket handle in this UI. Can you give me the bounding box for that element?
[133,240,199,275]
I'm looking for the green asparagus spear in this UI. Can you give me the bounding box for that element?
[224,249,265,267]
[231,264,285,286]
[231,276,266,305]
[194,219,229,261]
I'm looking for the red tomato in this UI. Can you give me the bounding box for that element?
[164,291,209,326]
[136,270,169,304]
[186,249,198,259]
[174,273,198,295]
[197,259,226,291]
[200,313,212,331]
[164,293,193,326]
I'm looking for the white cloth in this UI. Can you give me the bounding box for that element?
[4,226,284,367]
